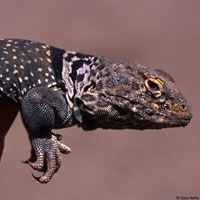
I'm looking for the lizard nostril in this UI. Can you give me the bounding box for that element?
[179,103,187,112]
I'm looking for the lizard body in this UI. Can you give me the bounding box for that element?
[0,39,192,183]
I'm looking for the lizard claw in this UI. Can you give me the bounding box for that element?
[28,160,44,171]
[29,134,71,184]
[31,172,41,182]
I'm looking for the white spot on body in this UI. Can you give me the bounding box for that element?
[24,77,29,80]
[51,75,55,80]
[8,40,13,42]
[45,73,49,76]
[47,82,57,88]
[20,65,24,69]
[27,60,32,64]
[45,79,48,82]
[47,58,52,63]
[1,57,5,60]
[35,48,40,51]
[46,50,51,56]
[5,68,9,72]
[0,87,3,91]
[38,79,41,84]
[12,49,16,52]
[6,77,10,81]
[13,56,17,60]
[3,51,8,54]
[30,72,34,77]
[5,61,9,64]
[18,77,23,83]
[6,44,11,47]
[34,58,38,63]
[0,74,2,78]
[38,68,43,72]
[48,67,53,72]
[13,70,18,74]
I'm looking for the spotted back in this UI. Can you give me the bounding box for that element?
[0,39,65,103]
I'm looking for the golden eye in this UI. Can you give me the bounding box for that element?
[145,78,163,98]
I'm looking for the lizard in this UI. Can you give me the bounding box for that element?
[0,38,192,184]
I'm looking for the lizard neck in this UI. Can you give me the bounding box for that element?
[61,50,101,123]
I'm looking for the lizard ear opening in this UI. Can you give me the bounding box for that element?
[145,78,163,98]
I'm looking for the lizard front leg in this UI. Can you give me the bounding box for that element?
[21,87,72,183]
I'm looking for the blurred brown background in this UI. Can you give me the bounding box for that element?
[0,0,199,199]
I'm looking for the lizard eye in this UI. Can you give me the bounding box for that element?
[145,78,163,98]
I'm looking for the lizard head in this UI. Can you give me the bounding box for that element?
[74,57,192,130]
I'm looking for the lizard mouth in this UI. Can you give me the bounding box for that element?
[152,114,192,129]
[134,117,191,130]
[131,105,193,130]
[171,116,192,127]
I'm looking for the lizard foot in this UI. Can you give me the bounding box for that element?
[29,134,71,184]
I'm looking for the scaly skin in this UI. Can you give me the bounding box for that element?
[0,39,192,183]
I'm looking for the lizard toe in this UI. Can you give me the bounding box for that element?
[29,138,45,171]
[57,140,71,154]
